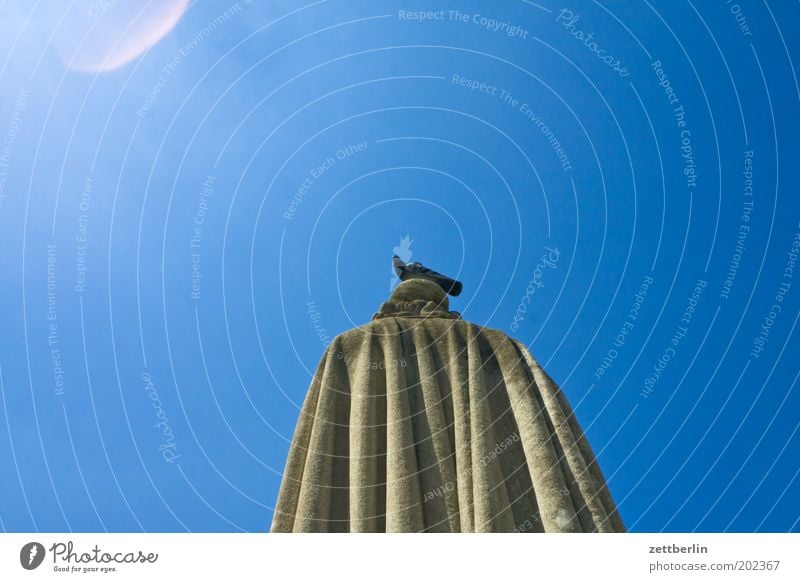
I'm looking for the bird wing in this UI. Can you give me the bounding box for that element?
[404,262,432,275]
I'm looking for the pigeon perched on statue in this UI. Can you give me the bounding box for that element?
[392,255,463,297]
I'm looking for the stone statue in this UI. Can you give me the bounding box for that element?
[271,260,624,532]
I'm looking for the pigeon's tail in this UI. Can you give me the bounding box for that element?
[392,256,405,278]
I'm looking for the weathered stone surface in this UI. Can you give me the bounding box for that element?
[272,279,625,532]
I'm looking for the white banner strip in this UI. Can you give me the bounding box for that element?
[1,533,797,581]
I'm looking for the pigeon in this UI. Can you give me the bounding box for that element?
[392,255,463,296]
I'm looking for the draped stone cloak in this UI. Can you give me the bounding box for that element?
[271,279,625,532]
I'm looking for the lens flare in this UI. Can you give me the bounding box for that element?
[52,0,190,73]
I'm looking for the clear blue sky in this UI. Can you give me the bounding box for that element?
[0,0,798,532]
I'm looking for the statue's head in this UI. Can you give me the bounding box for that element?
[390,278,449,309]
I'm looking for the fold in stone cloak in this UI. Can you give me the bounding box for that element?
[271,279,625,532]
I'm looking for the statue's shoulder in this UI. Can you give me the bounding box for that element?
[324,320,391,354]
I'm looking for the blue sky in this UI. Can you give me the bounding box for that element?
[0,0,798,532]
